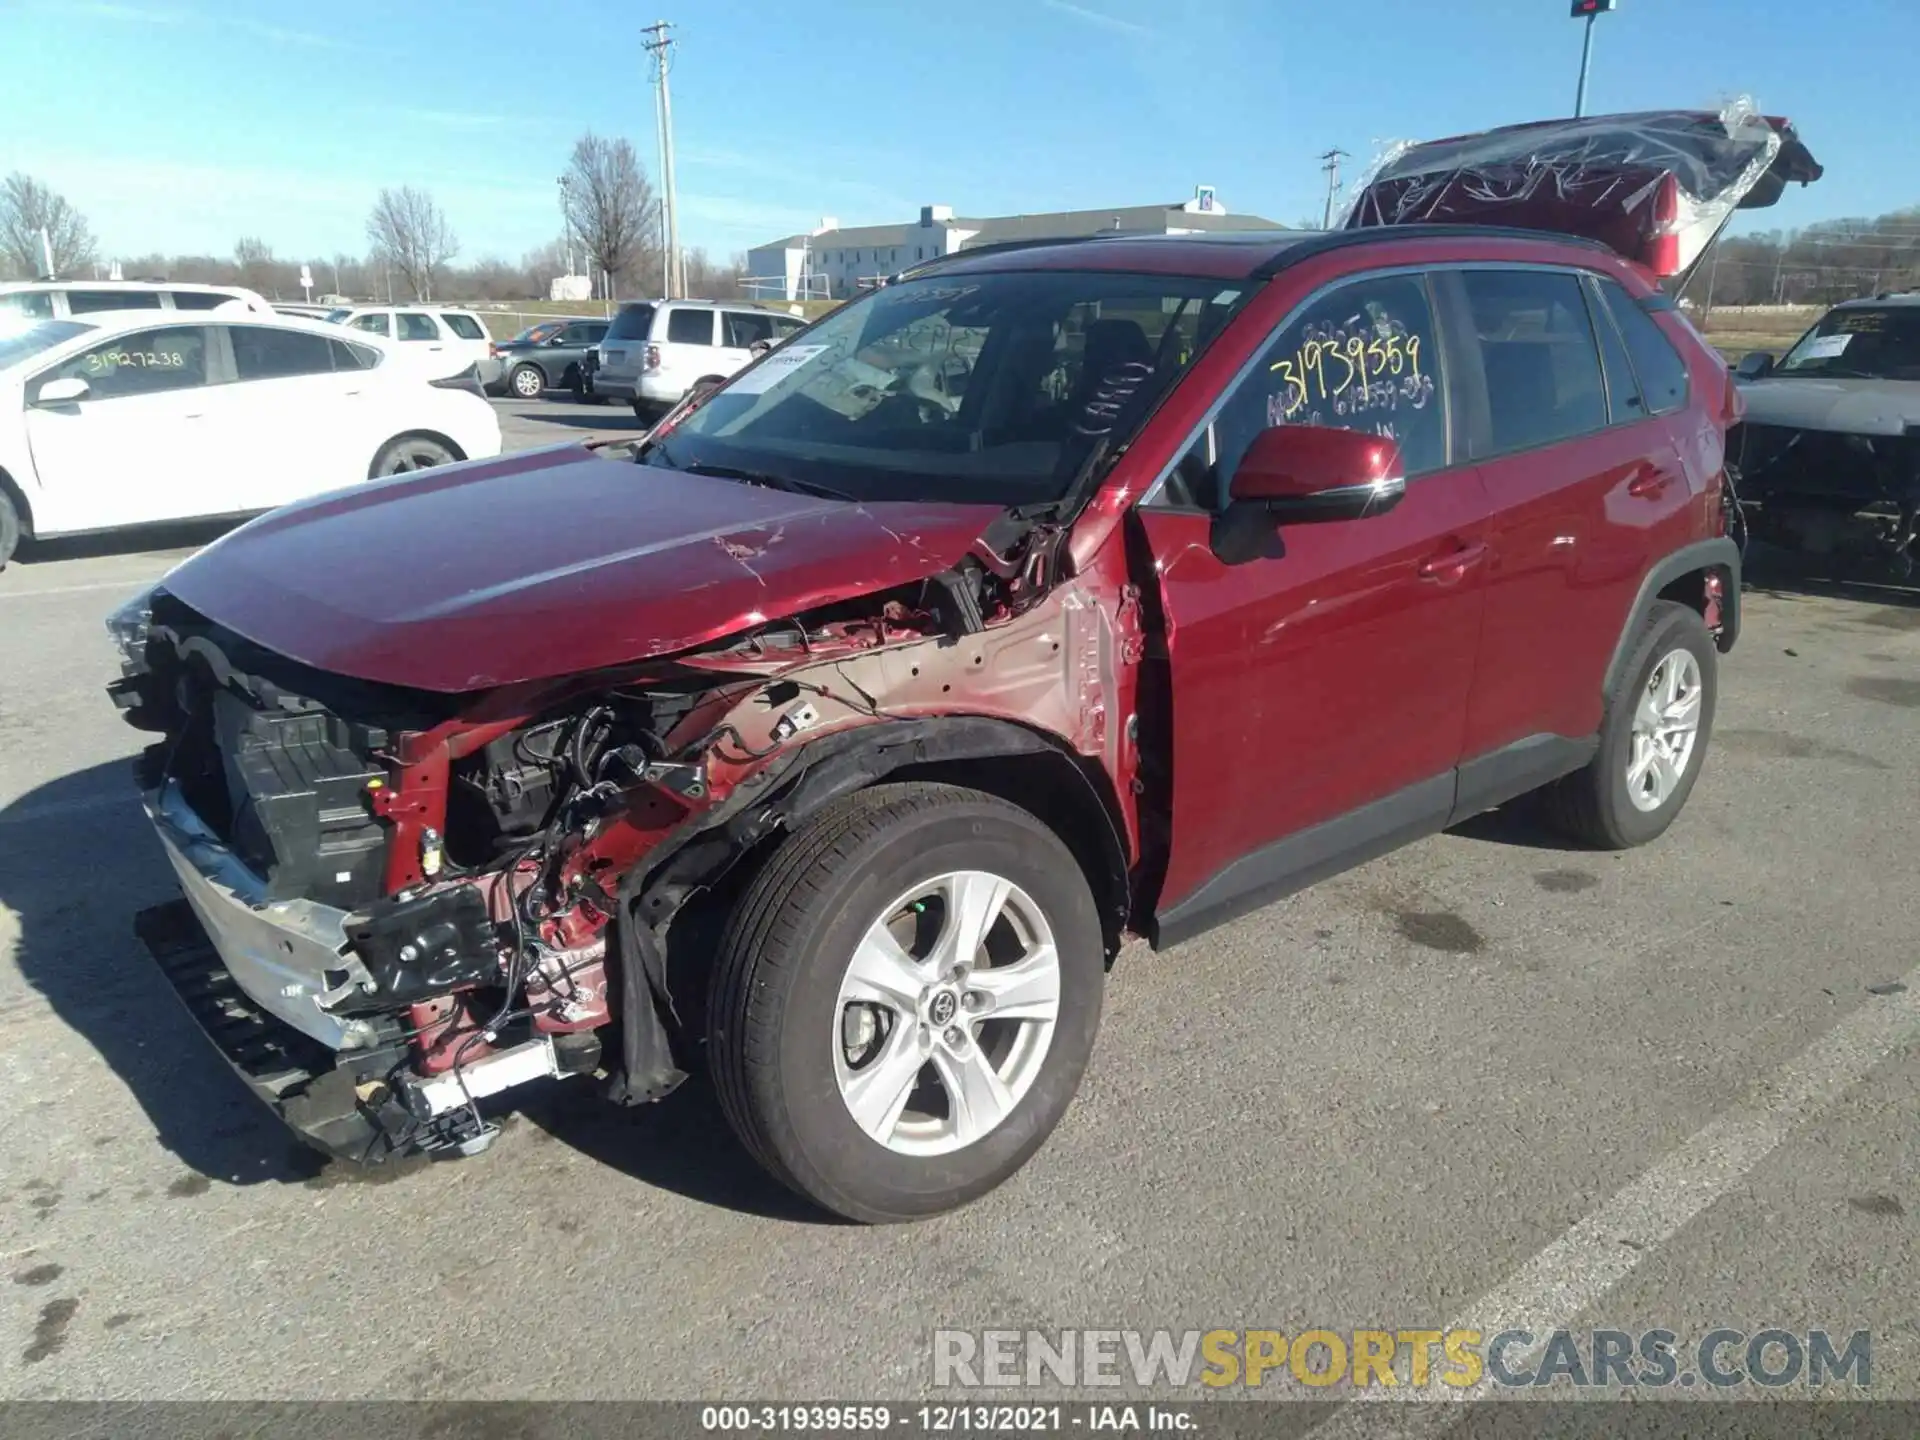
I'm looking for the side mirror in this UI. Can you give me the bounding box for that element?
[547,334,571,346]
[34,376,90,406]
[1227,424,1406,522]
[1734,350,1775,380]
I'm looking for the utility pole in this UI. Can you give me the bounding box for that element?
[558,174,574,280]
[39,226,55,279]
[1317,149,1348,230]
[642,19,683,300]
[1570,0,1616,119]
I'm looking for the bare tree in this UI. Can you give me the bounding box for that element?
[561,133,659,301]
[0,173,97,279]
[234,236,276,296]
[365,186,459,301]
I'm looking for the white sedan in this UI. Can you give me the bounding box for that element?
[0,308,500,566]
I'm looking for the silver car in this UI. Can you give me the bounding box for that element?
[592,299,805,416]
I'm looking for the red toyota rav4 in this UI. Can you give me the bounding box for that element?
[111,109,1818,1221]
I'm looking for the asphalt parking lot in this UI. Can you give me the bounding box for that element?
[1,411,1916,1404]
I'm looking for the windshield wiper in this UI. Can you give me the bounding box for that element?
[680,461,858,503]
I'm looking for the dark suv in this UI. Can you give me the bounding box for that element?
[110,108,1816,1222]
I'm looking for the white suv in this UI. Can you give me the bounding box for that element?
[592,299,805,415]
[322,306,493,379]
[0,280,272,321]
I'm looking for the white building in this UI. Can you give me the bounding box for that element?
[745,188,1282,301]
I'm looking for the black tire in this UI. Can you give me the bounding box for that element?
[0,489,20,569]
[508,363,546,399]
[1542,601,1718,849]
[630,399,654,421]
[370,435,457,478]
[707,782,1105,1224]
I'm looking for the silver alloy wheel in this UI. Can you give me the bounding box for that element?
[378,442,452,476]
[832,869,1061,1157]
[1626,647,1704,812]
[512,365,544,397]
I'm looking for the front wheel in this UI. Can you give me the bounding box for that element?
[1542,600,1717,848]
[707,783,1105,1223]
[370,435,457,478]
[509,364,545,399]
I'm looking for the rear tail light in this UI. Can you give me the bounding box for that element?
[644,344,661,372]
[488,342,501,358]
[1644,174,1682,279]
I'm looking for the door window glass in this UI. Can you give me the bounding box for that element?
[349,313,392,337]
[169,291,236,311]
[1175,272,1445,509]
[67,289,164,313]
[1461,269,1607,454]
[723,310,776,347]
[397,312,440,341]
[439,312,486,340]
[0,291,56,319]
[1583,278,1646,424]
[666,308,714,345]
[231,326,336,379]
[331,338,379,370]
[46,327,209,398]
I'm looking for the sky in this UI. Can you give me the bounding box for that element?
[2,0,1913,272]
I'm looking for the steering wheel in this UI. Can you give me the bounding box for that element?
[906,353,971,421]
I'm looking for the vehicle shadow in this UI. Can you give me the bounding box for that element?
[2,759,826,1214]
[1445,797,1592,852]
[1742,545,1920,611]
[518,1075,838,1224]
[513,410,651,432]
[0,760,326,1184]
[16,517,241,567]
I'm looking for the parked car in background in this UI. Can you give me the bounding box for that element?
[1730,293,1920,576]
[592,299,806,416]
[484,317,611,400]
[321,305,493,379]
[1,280,273,321]
[0,309,500,565]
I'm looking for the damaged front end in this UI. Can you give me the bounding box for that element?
[112,517,1138,1164]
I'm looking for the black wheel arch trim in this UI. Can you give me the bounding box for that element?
[603,715,1131,1106]
[1602,537,1741,701]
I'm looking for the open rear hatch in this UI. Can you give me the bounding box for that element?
[1343,101,1822,290]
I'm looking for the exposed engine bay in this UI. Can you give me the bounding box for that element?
[1732,422,1920,577]
[111,511,1136,1163]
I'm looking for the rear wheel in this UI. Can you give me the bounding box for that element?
[1542,600,1717,848]
[370,435,457,478]
[509,363,545,399]
[0,489,20,568]
[708,783,1105,1223]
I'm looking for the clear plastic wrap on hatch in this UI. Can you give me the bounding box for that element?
[1341,99,1821,280]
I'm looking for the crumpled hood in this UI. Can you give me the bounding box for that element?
[1736,376,1920,438]
[159,445,1000,692]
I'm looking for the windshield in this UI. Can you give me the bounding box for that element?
[1778,306,1920,380]
[605,304,656,342]
[646,269,1250,507]
[0,319,93,371]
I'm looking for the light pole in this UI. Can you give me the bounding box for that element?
[643,20,682,300]
[558,174,574,280]
[1570,0,1616,118]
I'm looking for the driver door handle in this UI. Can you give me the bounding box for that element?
[1417,541,1490,584]
[1628,464,1679,499]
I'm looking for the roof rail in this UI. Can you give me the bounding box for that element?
[1250,223,1617,278]
[890,229,1159,283]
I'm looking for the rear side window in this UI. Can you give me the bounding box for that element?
[605,304,655,341]
[231,326,335,380]
[331,338,379,370]
[67,289,164,313]
[440,312,486,340]
[169,291,234,311]
[666,308,714,345]
[350,313,392,338]
[1597,280,1689,415]
[772,316,804,338]
[1459,269,1607,456]
[723,310,776,347]
[397,312,439,341]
